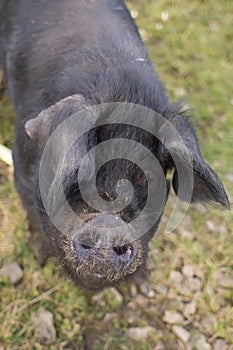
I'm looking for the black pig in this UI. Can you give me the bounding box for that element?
[0,0,229,289]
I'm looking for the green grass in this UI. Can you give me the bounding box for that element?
[0,1,233,349]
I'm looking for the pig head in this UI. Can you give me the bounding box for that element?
[24,97,229,290]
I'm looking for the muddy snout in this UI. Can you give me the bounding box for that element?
[72,214,141,288]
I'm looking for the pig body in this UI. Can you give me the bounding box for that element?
[0,0,229,289]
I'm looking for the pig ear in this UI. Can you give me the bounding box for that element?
[161,115,230,209]
[25,94,87,148]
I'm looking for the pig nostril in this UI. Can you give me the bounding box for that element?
[113,244,133,257]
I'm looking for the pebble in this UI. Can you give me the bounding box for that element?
[217,276,233,289]
[172,325,190,343]
[187,277,202,292]
[124,309,139,325]
[196,338,211,350]
[102,313,118,324]
[183,300,196,317]
[163,310,184,324]
[91,291,105,304]
[126,326,156,340]
[175,87,186,97]
[180,229,194,240]
[206,220,216,232]
[135,294,148,307]
[127,301,137,310]
[154,341,166,349]
[225,173,233,182]
[108,288,123,304]
[0,145,13,166]
[190,333,211,350]
[194,203,207,214]
[130,284,138,297]
[169,271,183,284]
[32,308,56,344]
[0,262,23,284]
[182,215,192,228]
[218,224,227,235]
[182,265,194,278]
[213,339,229,350]
[139,283,156,297]
[200,316,215,334]
[130,10,138,19]
[178,284,193,299]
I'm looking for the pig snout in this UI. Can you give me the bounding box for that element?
[71,214,141,289]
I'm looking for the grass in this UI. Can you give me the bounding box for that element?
[0,0,233,349]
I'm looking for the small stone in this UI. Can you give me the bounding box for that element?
[161,11,169,22]
[154,284,168,295]
[154,341,166,350]
[218,224,227,235]
[135,294,148,307]
[0,262,23,285]
[217,276,233,289]
[183,300,196,317]
[126,326,155,340]
[175,87,186,96]
[130,10,138,19]
[169,271,183,284]
[201,317,215,334]
[172,326,190,342]
[163,310,183,324]
[195,337,211,350]
[169,298,183,312]
[206,220,216,232]
[138,29,149,41]
[190,334,201,347]
[127,301,137,310]
[102,313,117,324]
[213,339,229,350]
[194,203,207,214]
[182,215,192,228]
[108,288,123,304]
[187,277,202,292]
[180,229,194,240]
[190,333,211,350]
[130,284,138,297]
[178,284,193,299]
[147,289,156,298]
[182,265,194,277]
[138,281,155,297]
[32,308,56,344]
[225,173,233,183]
[123,309,139,325]
[91,291,105,304]
[155,23,163,31]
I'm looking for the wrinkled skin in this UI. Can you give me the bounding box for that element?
[0,0,229,289]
